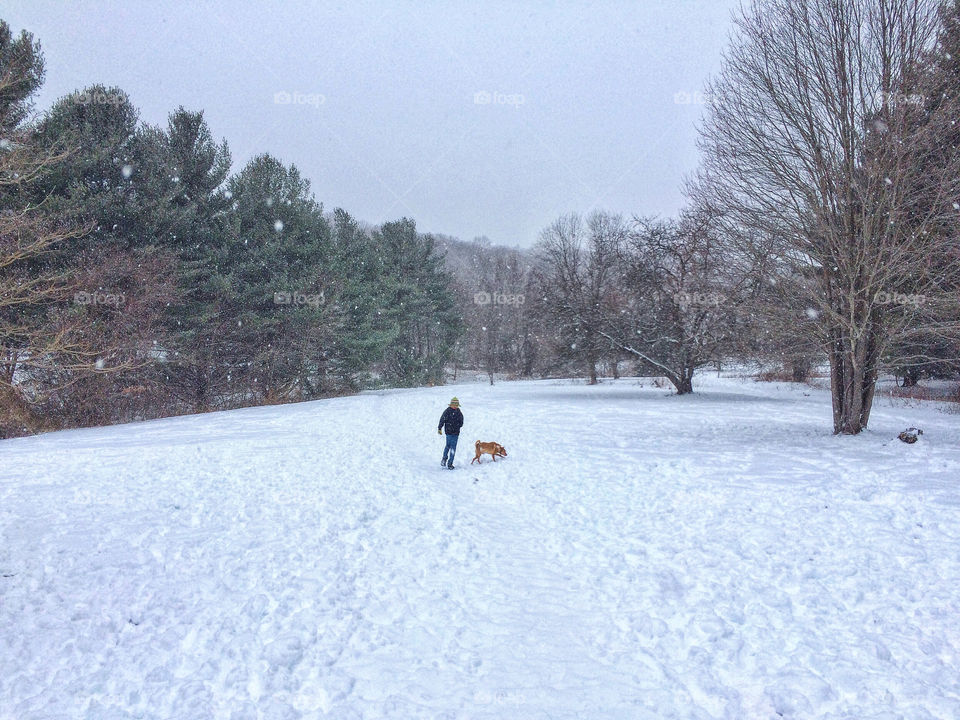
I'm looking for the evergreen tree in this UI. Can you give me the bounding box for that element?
[216,153,336,403]
[329,208,390,386]
[886,0,960,384]
[370,218,461,386]
[0,20,44,131]
[155,107,233,411]
[29,86,180,424]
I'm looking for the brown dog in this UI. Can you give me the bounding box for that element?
[471,440,507,464]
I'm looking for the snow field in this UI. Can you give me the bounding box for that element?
[1,375,959,718]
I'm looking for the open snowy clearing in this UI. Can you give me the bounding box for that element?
[2,375,959,719]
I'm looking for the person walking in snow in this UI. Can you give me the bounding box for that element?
[437,397,463,469]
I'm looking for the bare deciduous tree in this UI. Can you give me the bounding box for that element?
[0,123,88,434]
[0,67,163,434]
[694,0,960,433]
[598,210,749,394]
[534,211,626,384]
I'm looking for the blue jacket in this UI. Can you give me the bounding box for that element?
[438,406,464,435]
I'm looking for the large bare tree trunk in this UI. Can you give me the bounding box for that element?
[587,356,598,385]
[828,305,884,433]
[674,372,694,395]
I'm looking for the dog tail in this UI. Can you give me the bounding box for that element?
[475,440,480,448]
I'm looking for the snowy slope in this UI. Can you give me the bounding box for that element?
[2,375,960,719]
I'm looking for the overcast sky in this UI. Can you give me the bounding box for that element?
[6,0,740,246]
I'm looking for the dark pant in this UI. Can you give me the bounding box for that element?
[442,434,459,466]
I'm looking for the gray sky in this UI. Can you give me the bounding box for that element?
[6,0,740,246]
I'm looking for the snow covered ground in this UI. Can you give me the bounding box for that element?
[2,374,959,719]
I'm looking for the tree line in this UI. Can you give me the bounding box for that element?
[0,20,460,436]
